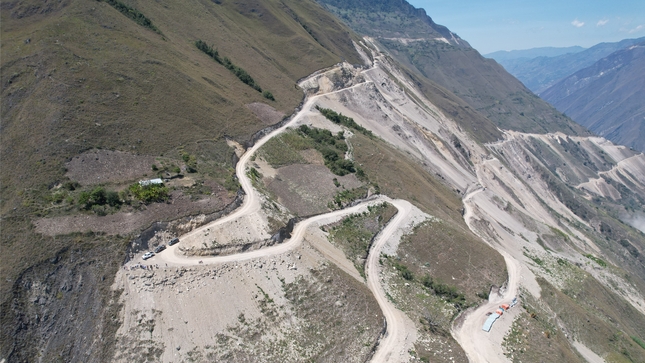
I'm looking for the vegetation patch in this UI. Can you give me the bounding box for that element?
[324,202,397,277]
[537,277,645,361]
[330,185,373,208]
[583,254,607,267]
[100,0,161,34]
[127,183,169,204]
[419,274,466,307]
[502,300,584,363]
[316,106,373,137]
[195,40,270,97]
[298,125,356,176]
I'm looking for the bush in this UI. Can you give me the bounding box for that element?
[90,187,107,206]
[101,0,161,33]
[78,187,121,210]
[195,40,262,92]
[128,183,169,203]
[63,181,81,191]
[91,204,107,216]
[315,106,373,137]
[393,262,414,281]
[106,191,121,207]
[262,90,275,101]
[421,274,466,305]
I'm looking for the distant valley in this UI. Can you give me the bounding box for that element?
[488,37,645,152]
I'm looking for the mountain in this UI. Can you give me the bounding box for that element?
[3,0,645,362]
[488,37,645,93]
[541,42,645,152]
[485,45,586,62]
[316,0,590,137]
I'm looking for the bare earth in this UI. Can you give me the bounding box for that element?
[65,149,157,185]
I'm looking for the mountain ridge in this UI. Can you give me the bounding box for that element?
[485,45,586,61]
[541,41,645,152]
[488,36,645,93]
[2,0,645,362]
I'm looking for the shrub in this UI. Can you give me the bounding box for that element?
[91,204,107,216]
[90,187,107,206]
[63,181,81,191]
[106,191,121,207]
[195,40,262,92]
[78,191,91,207]
[101,0,161,33]
[128,183,169,203]
[315,106,373,137]
[421,274,466,305]
[262,90,275,101]
[393,261,414,281]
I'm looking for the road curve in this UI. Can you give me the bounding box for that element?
[151,65,414,363]
[366,198,417,363]
[453,188,520,363]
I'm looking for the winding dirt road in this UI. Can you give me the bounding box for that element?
[453,186,521,363]
[154,67,415,363]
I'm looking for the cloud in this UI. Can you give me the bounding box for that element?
[629,24,644,34]
[571,19,585,28]
[596,19,609,27]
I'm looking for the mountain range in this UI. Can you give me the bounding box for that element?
[487,37,645,94]
[540,41,645,153]
[2,0,645,362]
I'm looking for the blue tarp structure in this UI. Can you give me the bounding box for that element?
[482,313,499,332]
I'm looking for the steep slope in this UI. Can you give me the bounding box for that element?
[0,0,363,361]
[3,1,645,362]
[541,42,645,152]
[316,0,590,137]
[312,0,467,46]
[489,37,645,93]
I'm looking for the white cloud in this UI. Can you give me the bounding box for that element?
[596,19,609,27]
[629,24,644,34]
[571,19,585,28]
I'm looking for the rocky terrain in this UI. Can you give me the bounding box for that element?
[2,0,645,362]
[541,42,645,152]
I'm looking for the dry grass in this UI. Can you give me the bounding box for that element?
[201,263,384,362]
[1,0,363,360]
[531,277,645,362]
[352,133,465,222]
[397,220,507,301]
[502,306,585,363]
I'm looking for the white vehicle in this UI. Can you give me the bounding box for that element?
[142,252,155,260]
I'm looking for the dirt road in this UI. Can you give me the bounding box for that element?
[152,65,415,362]
[366,198,418,362]
[454,187,521,363]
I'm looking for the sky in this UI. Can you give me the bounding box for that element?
[406,0,645,54]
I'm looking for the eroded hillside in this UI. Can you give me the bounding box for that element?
[2,0,645,362]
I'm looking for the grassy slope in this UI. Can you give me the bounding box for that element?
[0,0,360,287]
[0,0,362,360]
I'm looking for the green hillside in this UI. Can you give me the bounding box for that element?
[1,0,361,360]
